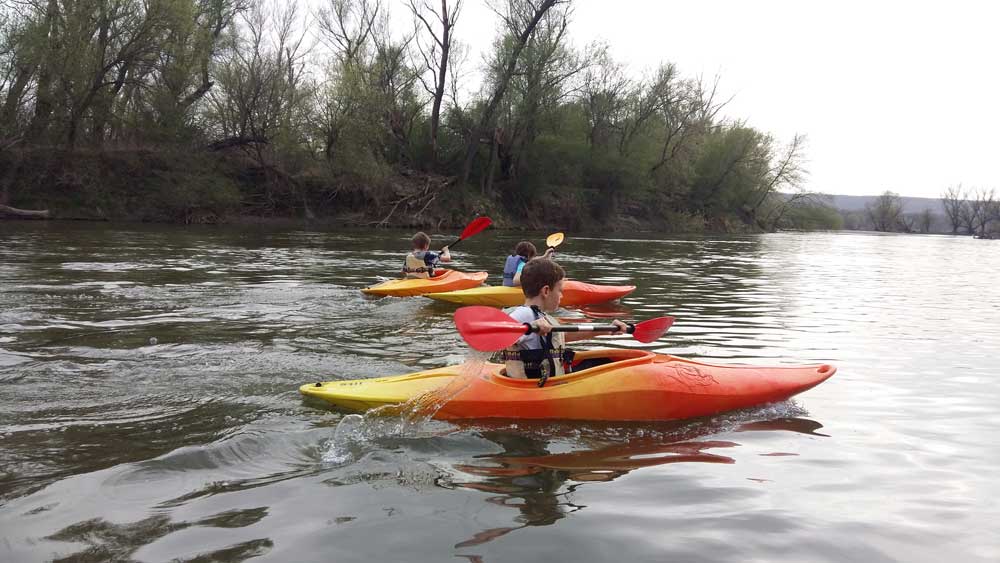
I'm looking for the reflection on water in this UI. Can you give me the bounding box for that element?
[2,223,999,561]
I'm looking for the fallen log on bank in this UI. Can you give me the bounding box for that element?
[0,204,50,218]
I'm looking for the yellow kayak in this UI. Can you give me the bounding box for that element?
[361,270,488,297]
[423,280,636,307]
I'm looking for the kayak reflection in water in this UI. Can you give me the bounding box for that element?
[450,428,739,549]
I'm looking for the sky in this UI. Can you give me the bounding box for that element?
[446,0,999,199]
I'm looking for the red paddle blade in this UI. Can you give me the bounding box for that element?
[459,217,492,240]
[454,306,528,351]
[631,316,675,343]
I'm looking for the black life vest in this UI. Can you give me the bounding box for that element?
[498,305,574,386]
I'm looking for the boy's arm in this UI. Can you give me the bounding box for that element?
[512,261,525,285]
[439,247,452,262]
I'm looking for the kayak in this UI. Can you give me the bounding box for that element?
[423,280,636,307]
[361,270,488,297]
[299,348,835,421]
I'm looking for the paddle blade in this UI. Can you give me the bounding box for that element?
[454,306,528,351]
[459,217,493,240]
[630,316,675,343]
[545,232,564,248]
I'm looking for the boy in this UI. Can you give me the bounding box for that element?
[403,231,451,279]
[501,241,555,287]
[501,258,627,381]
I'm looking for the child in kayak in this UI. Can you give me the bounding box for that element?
[502,241,555,287]
[403,232,451,279]
[500,258,627,381]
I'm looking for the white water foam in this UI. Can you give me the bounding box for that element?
[321,353,491,463]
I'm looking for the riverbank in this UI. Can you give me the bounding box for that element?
[0,147,746,233]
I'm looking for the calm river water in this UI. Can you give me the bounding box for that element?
[1,222,998,562]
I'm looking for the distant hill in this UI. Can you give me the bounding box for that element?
[825,194,944,214]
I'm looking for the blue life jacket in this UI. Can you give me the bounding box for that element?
[502,255,526,286]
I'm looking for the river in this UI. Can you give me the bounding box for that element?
[1,222,998,562]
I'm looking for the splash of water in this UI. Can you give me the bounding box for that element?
[321,353,491,463]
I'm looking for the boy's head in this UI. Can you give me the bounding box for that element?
[514,241,538,260]
[411,232,431,251]
[520,258,565,306]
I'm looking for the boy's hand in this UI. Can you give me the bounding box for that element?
[542,247,555,258]
[611,319,629,333]
[532,318,554,336]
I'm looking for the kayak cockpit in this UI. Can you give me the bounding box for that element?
[491,348,656,386]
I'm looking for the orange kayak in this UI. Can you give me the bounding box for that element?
[300,349,835,421]
[423,280,636,307]
[361,270,488,297]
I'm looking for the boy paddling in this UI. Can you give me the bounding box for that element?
[403,232,452,279]
[501,258,627,380]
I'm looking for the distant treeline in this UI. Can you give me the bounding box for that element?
[0,0,837,230]
[832,188,1000,237]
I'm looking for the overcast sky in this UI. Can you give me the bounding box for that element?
[448,0,998,199]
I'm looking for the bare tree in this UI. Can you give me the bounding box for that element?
[407,0,462,165]
[940,184,966,234]
[967,187,997,237]
[317,0,381,66]
[866,190,904,232]
[650,73,729,175]
[207,1,311,156]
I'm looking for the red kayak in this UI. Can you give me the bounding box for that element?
[423,280,636,307]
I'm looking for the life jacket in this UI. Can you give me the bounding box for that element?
[499,305,573,386]
[501,254,527,287]
[402,250,437,279]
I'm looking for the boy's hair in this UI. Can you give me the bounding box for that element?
[514,241,537,260]
[412,232,431,250]
[520,258,565,297]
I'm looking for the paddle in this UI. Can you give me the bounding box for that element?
[454,305,674,352]
[545,232,564,250]
[444,217,492,251]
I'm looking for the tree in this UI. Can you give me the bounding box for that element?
[148,0,250,139]
[866,190,904,232]
[940,184,966,234]
[744,133,809,230]
[489,4,585,191]
[967,187,997,237]
[459,0,564,186]
[580,45,628,152]
[407,0,462,166]
[650,74,727,176]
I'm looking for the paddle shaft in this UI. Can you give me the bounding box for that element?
[522,323,634,335]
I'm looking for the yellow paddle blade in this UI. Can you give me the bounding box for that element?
[546,232,565,248]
